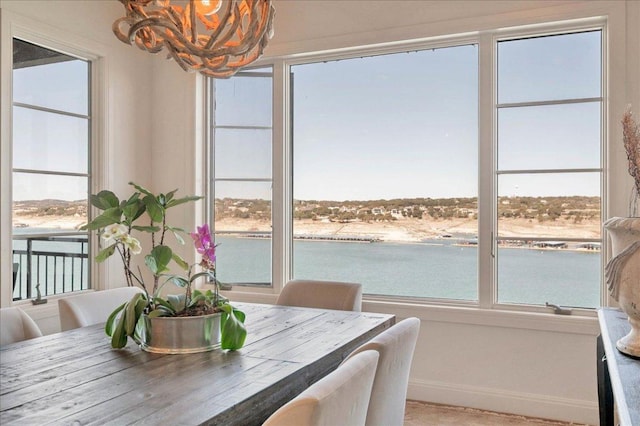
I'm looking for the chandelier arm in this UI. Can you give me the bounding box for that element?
[188,0,198,45]
[127,17,175,47]
[205,3,270,57]
[113,17,135,45]
[226,47,262,68]
[203,0,235,50]
[200,68,236,78]
[202,54,229,69]
[166,6,187,40]
[207,2,244,52]
[166,43,195,73]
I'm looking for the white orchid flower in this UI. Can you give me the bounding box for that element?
[123,235,142,255]
[101,223,128,245]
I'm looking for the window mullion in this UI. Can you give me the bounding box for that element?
[478,32,496,309]
[272,60,288,293]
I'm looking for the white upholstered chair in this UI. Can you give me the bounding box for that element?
[276,279,363,311]
[262,350,379,426]
[0,306,43,345]
[58,287,143,331]
[343,317,421,426]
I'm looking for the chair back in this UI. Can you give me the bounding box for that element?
[276,279,362,311]
[344,317,421,426]
[58,287,143,331]
[0,306,43,345]
[263,350,379,426]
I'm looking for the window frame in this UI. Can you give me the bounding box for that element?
[487,22,607,314]
[207,66,276,289]
[209,16,614,317]
[11,37,93,300]
[0,11,109,308]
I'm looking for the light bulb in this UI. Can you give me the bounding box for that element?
[195,0,222,16]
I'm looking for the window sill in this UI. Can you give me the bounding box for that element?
[223,289,599,335]
[364,299,599,335]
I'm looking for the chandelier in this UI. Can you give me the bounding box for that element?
[112,0,275,78]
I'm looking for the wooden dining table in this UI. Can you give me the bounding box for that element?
[0,303,394,425]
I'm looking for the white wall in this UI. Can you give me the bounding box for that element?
[1,1,638,424]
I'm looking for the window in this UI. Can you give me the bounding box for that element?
[495,30,603,308]
[291,45,478,300]
[209,67,273,285]
[11,38,91,300]
[206,21,607,311]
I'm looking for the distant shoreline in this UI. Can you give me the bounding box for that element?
[226,232,601,252]
[12,214,601,246]
[214,216,600,243]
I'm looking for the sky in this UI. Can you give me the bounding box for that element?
[12,48,89,202]
[290,30,601,201]
[13,31,602,203]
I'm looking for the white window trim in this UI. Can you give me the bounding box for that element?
[218,2,630,330]
[488,22,607,315]
[207,66,276,290]
[0,10,110,309]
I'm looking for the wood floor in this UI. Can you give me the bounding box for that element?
[404,401,592,426]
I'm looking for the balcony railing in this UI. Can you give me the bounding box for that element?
[12,233,89,301]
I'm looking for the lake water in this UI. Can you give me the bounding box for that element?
[12,231,601,308]
[215,236,601,308]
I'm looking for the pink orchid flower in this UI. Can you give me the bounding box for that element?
[191,224,216,269]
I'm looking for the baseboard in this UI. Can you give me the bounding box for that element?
[407,378,598,425]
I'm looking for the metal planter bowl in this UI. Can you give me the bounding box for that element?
[137,312,222,354]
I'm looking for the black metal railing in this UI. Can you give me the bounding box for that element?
[12,233,89,301]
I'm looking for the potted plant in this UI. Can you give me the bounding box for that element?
[603,107,640,357]
[81,182,246,353]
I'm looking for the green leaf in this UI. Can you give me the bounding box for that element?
[189,271,214,284]
[90,190,119,210]
[187,292,205,308]
[130,296,148,338]
[167,226,187,234]
[122,199,145,224]
[143,195,164,223]
[133,314,146,345]
[167,226,186,245]
[220,305,247,351]
[125,192,141,204]
[110,313,128,349]
[131,225,161,233]
[105,302,126,337]
[172,252,189,271]
[167,294,185,311]
[232,307,246,324]
[129,182,154,197]
[145,245,172,275]
[168,276,189,288]
[124,293,144,336]
[165,189,178,203]
[165,195,202,209]
[95,244,117,263]
[148,308,171,318]
[80,207,122,230]
[135,296,147,319]
[152,297,177,314]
